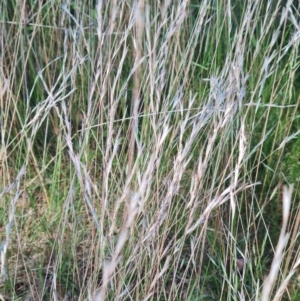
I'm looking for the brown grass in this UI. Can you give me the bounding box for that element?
[0,0,299,300]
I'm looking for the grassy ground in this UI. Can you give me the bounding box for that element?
[0,0,300,300]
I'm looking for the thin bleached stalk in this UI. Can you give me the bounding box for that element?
[95,125,170,301]
[261,185,293,301]
[231,117,247,220]
[62,101,101,232]
[282,189,300,279]
[272,255,300,301]
[0,166,26,280]
[127,1,144,179]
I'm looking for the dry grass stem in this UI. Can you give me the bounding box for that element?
[0,0,299,300]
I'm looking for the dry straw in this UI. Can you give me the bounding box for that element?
[261,185,294,301]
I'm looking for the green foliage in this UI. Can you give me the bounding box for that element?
[0,0,300,300]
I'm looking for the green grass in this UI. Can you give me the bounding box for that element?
[0,0,300,300]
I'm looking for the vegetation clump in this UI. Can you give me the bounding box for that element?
[0,0,299,300]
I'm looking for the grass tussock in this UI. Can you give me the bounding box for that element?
[0,0,300,300]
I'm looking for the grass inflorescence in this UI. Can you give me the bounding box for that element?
[0,0,299,300]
